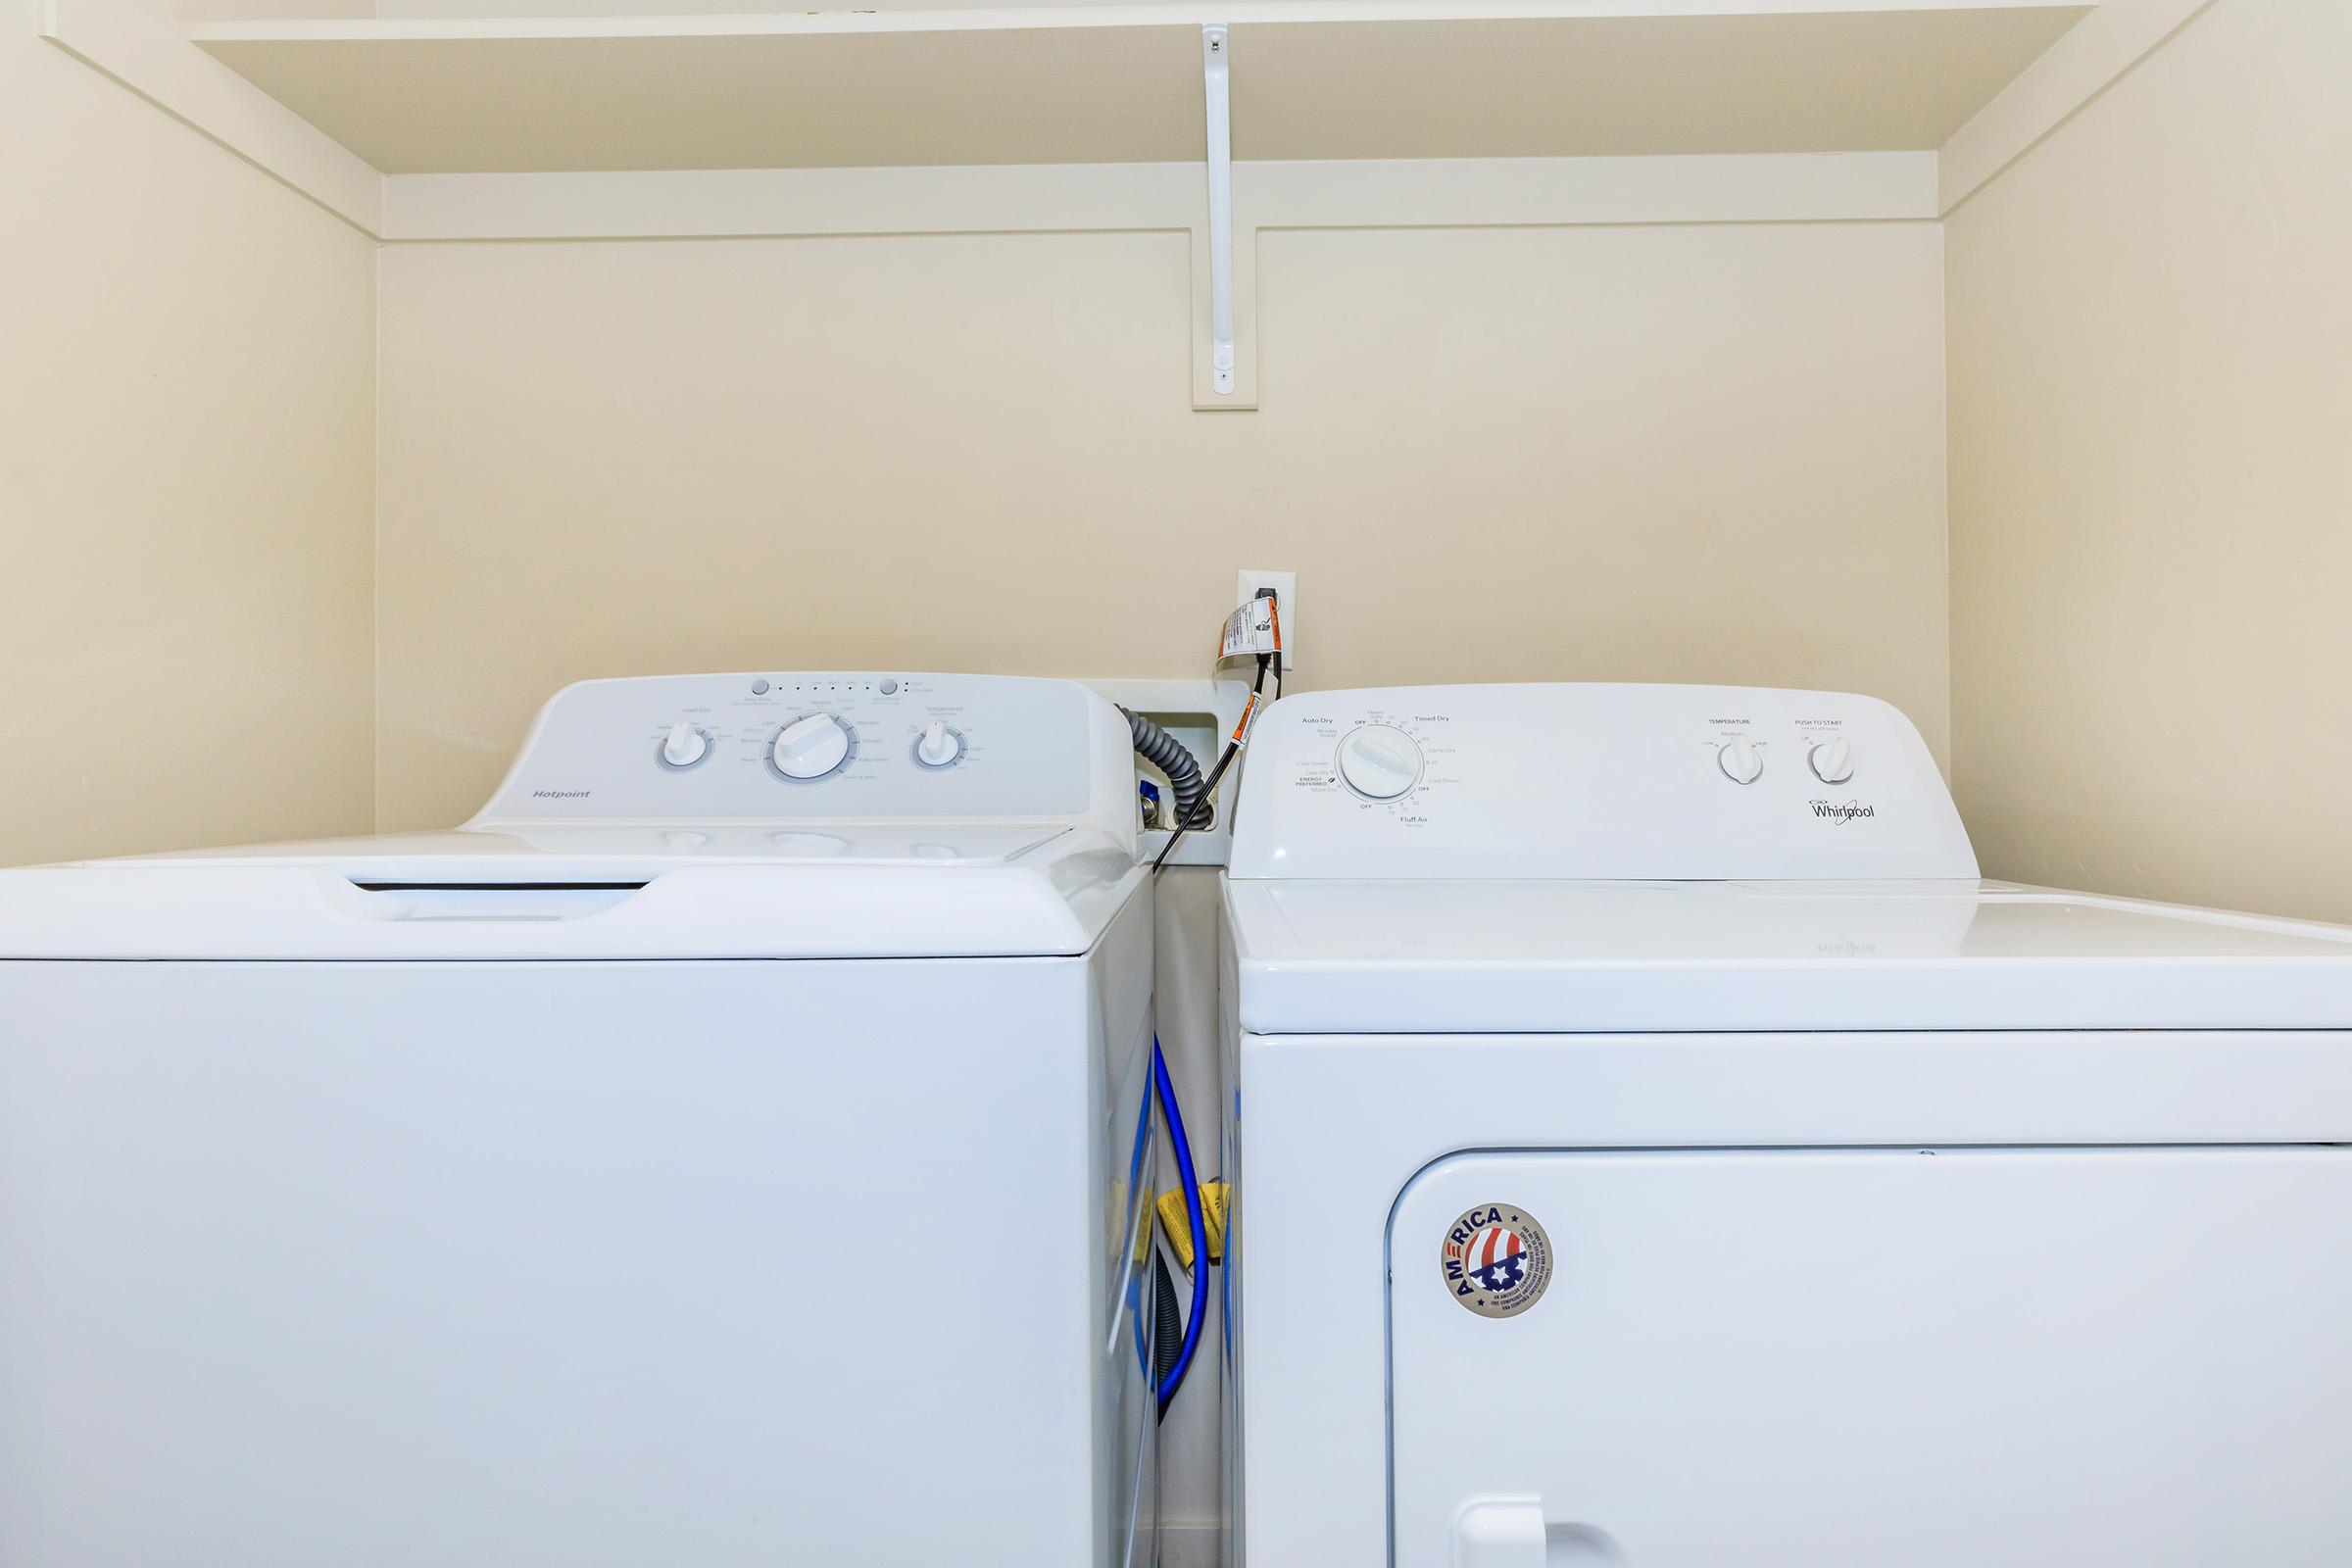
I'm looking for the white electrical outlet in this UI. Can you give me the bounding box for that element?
[1236,568,1298,673]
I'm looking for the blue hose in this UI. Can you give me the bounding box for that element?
[1152,1037,1209,1415]
[1127,1082,1154,1380]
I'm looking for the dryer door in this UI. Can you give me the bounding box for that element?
[1389,1148,2352,1568]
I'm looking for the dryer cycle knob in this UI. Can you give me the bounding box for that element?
[1718,738,1764,785]
[772,713,853,779]
[1809,737,1854,784]
[1337,724,1422,801]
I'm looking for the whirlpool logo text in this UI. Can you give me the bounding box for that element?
[1809,799,1874,823]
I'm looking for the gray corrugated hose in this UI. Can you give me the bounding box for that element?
[1121,708,1208,830]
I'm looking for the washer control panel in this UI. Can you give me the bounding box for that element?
[476,672,1127,825]
[1229,684,1977,881]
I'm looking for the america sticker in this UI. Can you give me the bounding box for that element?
[1441,1202,1553,1319]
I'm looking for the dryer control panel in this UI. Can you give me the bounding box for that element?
[1228,684,1977,881]
[472,672,1136,836]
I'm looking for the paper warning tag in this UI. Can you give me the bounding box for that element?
[1229,692,1260,745]
[1217,595,1282,662]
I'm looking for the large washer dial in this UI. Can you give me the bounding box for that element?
[1336,724,1424,801]
[771,712,855,780]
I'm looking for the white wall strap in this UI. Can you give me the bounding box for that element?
[1200,24,1235,398]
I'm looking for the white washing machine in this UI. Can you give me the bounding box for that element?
[0,672,1157,1568]
[1219,683,2352,1568]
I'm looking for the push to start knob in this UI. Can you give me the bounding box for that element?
[1717,738,1764,785]
[771,712,853,780]
[1337,724,1422,800]
[1809,737,1855,784]
[915,721,963,768]
[660,721,710,768]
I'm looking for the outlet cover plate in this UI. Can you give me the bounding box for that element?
[1236,568,1297,672]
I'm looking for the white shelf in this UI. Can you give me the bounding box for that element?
[170,0,2094,175]
[42,0,2101,410]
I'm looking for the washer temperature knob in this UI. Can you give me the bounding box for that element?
[1718,738,1764,785]
[1809,737,1854,784]
[915,721,963,768]
[772,713,853,780]
[1337,725,1422,801]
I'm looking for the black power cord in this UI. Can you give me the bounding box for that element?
[1127,593,1279,1420]
[1152,649,1267,871]
[1151,587,1283,871]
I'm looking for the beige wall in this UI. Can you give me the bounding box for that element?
[375,219,1950,829]
[0,0,376,865]
[1947,0,2352,920]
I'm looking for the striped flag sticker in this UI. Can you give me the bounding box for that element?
[1440,1202,1553,1319]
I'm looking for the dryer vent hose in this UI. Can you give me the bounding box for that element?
[1121,709,1208,831]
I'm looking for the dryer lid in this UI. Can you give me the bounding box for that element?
[1225,878,2352,1034]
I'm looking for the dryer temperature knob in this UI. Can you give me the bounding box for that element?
[1718,738,1764,785]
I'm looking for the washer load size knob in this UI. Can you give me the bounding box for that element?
[659,721,710,768]
[1718,738,1764,785]
[772,713,854,779]
[1337,725,1423,801]
[1809,737,1855,784]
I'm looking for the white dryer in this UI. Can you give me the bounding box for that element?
[0,672,1156,1568]
[1220,683,2352,1568]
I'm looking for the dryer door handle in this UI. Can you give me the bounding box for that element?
[1453,1497,1621,1567]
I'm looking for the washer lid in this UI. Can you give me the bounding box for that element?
[1225,878,2352,1033]
[0,824,1140,960]
[118,822,1076,879]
